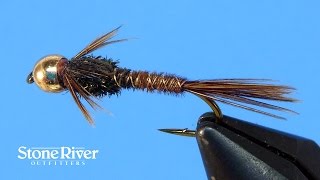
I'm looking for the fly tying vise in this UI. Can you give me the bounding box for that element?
[27,26,297,134]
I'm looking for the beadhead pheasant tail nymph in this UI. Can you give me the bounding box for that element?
[26,26,297,125]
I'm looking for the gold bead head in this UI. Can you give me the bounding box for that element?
[31,55,65,93]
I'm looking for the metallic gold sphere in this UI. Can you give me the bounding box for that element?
[32,55,65,93]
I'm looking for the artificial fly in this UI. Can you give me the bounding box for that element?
[27,26,297,126]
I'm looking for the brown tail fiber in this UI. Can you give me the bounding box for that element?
[183,79,297,119]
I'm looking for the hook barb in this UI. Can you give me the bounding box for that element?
[158,128,196,137]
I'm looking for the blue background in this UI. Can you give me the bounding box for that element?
[1,0,319,179]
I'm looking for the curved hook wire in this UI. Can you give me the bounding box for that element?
[158,97,223,137]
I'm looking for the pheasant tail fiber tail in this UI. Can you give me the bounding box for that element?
[182,79,297,119]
